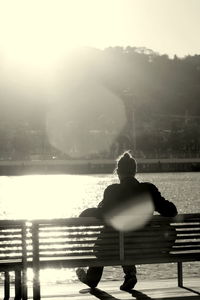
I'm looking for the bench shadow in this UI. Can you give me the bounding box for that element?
[182,286,200,296]
[121,286,200,299]
[90,288,120,300]
[88,287,153,300]
[126,290,153,299]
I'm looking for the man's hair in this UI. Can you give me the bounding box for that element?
[116,151,137,176]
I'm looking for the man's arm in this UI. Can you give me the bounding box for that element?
[145,183,178,217]
[98,184,121,211]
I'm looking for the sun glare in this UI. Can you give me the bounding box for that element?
[0,2,75,69]
[0,0,112,72]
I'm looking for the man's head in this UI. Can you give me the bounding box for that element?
[116,151,137,180]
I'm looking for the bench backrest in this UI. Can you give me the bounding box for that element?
[0,214,199,270]
[0,220,26,270]
[29,213,200,268]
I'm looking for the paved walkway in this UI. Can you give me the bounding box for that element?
[2,278,199,300]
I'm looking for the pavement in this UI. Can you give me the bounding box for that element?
[2,278,199,300]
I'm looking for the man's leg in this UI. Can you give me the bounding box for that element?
[120,265,137,291]
[77,208,103,288]
[76,266,103,288]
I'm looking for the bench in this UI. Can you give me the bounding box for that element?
[30,213,200,300]
[0,213,200,300]
[0,220,27,300]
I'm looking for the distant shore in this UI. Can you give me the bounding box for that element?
[0,158,200,175]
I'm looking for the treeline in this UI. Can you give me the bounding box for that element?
[97,46,200,115]
[0,46,200,159]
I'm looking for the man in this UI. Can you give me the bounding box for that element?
[76,151,178,291]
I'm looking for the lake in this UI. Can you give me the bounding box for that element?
[0,172,199,284]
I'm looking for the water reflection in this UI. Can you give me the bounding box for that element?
[0,174,113,219]
[0,172,199,219]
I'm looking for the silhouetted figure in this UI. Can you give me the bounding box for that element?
[76,151,178,291]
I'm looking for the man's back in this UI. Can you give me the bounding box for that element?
[99,177,177,218]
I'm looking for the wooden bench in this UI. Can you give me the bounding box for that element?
[0,213,200,300]
[30,213,200,300]
[0,220,27,300]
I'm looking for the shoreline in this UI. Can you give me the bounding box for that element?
[0,158,200,175]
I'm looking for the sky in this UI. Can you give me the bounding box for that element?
[0,0,200,72]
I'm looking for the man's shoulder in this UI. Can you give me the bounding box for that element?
[140,181,158,188]
[99,183,122,209]
[104,183,121,194]
[140,182,160,193]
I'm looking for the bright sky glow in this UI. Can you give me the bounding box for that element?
[0,0,200,73]
[0,0,200,120]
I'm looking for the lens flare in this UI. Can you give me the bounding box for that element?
[104,191,154,232]
[46,49,126,158]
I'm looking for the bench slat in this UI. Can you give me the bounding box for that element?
[0,233,22,238]
[0,256,22,261]
[176,235,200,240]
[38,227,103,233]
[176,230,200,234]
[174,224,200,229]
[172,246,200,251]
[175,241,200,246]
[39,251,118,257]
[29,254,200,269]
[38,232,118,239]
[124,232,174,238]
[39,239,118,246]
[39,247,100,252]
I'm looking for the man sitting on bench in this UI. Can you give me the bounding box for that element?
[76,151,178,291]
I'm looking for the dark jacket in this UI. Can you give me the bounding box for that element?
[98,177,177,217]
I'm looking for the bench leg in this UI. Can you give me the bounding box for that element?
[177,262,183,287]
[15,270,22,300]
[4,271,10,300]
[22,269,28,300]
[177,262,200,295]
[33,269,40,300]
